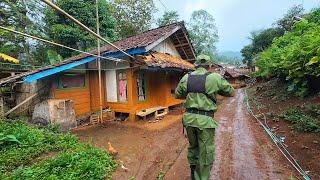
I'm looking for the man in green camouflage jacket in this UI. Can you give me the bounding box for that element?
[175,54,234,180]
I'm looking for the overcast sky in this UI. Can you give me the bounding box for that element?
[154,0,320,52]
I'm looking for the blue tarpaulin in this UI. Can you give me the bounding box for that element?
[23,47,146,83]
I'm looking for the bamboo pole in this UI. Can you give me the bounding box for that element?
[4,93,38,116]
[96,0,103,123]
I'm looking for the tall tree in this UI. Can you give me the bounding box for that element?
[276,4,304,31]
[44,0,117,58]
[241,27,284,67]
[187,10,218,58]
[0,0,43,65]
[157,11,179,26]
[241,5,304,68]
[109,0,157,38]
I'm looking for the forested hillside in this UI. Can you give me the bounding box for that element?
[242,6,320,97]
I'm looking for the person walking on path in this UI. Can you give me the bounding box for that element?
[175,54,234,180]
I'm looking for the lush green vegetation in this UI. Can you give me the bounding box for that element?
[0,118,117,179]
[241,5,304,68]
[1,0,218,66]
[157,11,180,26]
[242,5,320,97]
[44,0,118,59]
[188,10,218,58]
[255,7,320,97]
[282,105,320,132]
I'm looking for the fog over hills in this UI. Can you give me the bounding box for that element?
[215,51,243,65]
[217,51,242,59]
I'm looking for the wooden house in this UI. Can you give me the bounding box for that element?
[222,68,250,88]
[0,22,195,122]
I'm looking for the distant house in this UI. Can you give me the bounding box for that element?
[222,68,250,88]
[0,22,195,123]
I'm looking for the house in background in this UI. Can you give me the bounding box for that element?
[0,22,195,124]
[222,68,250,88]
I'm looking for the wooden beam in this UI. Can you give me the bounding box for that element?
[174,43,190,48]
[181,28,197,59]
[96,0,103,123]
[4,92,38,116]
[173,32,189,60]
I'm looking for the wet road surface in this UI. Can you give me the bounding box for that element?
[166,89,294,180]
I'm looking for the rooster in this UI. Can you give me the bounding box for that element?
[108,142,118,158]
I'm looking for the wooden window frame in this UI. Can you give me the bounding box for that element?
[116,70,128,102]
[56,71,87,90]
[136,72,147,102]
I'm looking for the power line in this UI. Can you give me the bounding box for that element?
[0,26,126,63]
[41,0,135,60]
[157,0,168,11]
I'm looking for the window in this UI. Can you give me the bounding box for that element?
[117,71,127,102]
[170,74,180,95]
[57,72,86,89]
[136,72,147,101]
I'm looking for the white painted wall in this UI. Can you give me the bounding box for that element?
[105,70,118,102]
[152,38,181,57]
[88,59,130,69]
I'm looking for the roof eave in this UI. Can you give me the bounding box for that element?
[144,26,181,52]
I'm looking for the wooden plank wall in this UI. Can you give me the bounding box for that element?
[52,73,91,116]
[89,71,106,111]
[51,69,184,119]
[106,69,135,113]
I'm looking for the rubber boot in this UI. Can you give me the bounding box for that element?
[190,165,196,180]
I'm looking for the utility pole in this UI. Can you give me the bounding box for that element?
[96,0,103,123]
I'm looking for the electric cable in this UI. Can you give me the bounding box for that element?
[244,89,311,180]
[41,0,135,60]
[0,26,144,65]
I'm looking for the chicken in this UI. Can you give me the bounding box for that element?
[108,142,118,158]
[119,160,129,172]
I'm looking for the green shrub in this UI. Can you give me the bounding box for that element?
[0,119,79,172]
[0,118,117,179]
[283,108,320,132]
[8,144,117,180]
[0,134,21,146]
[255,7,320,97]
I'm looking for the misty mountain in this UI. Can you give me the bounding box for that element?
[217,51,242,59]
[215,51,243,65]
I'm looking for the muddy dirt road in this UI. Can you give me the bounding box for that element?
[74,89,296,180]
[165,89,295,180]
[73,111,188,180]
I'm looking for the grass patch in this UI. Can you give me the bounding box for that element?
[0,117,117,179]
[282,105,320,132]
[156,169,165,180]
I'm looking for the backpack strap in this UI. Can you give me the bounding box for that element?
[186,72,217,104]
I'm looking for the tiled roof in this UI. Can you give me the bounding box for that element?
[66,22,185,62]
[139,52,195,70]
[223,68,250,78]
